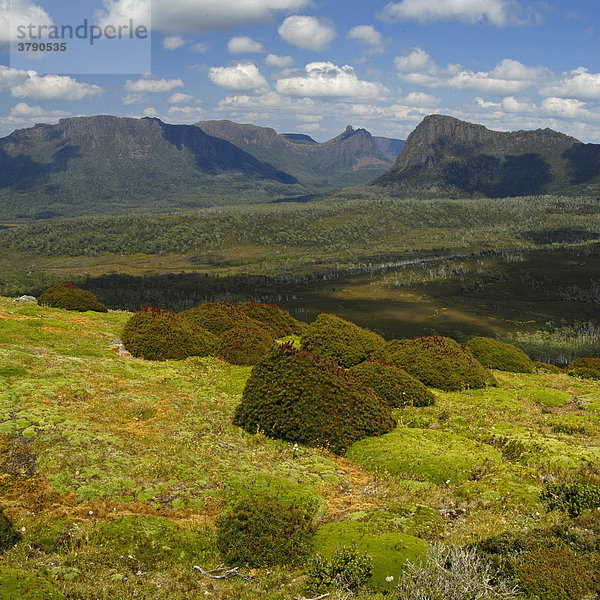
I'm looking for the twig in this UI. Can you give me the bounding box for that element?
[192,564,255,581]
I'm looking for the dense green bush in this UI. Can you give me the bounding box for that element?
[0,509,21,551]
[466,337,534,373]
[216,324,275,366]
[301,313,386,368]
[306,545,373,595]
[38,282,107,312]
[567,358,600,379]
[516,546,593,600]
[215,496,315,567]
[238,302,307,337]
[0,568,65,600]
[534,361,564,374]
[541,481,600,516]
[180,302,255,335]
[122,306,216,361]
[349,361,435,408]
[233,343,395,453]
[375,336,495,391]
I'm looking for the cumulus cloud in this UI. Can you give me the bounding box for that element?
[163,35,185,50]
[402,91,440,107]
[96,0,310,34]
[265,54,294,69]
[227,36,265,54]
[9,102,68,118]
[218,91,315,111]
[541,97,594,120]
[276,62,388,100]
[541,67,600,101]
[395,48,550,95]
[278,15,336,50]
[379,0,527,27]
[142,107,158,117]
[167,105,205,121]
[189,41,210,53]
[208,62,268,92]
[347,24,384,46]
[11,73,102,101]
[0,0,53,45]
[298,122,320,132]
[168,92,193,104]
[124,77,184,93]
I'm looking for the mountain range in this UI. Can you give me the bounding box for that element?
[1,112,600,222]
[374,114,600,197]
[0,116,397,220]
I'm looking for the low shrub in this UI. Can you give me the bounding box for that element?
[237,302,307,337]
[375,336,495,391]
[0,568,65,600]
[38,282,107,312]
[301,313,386,368]
[216,324,275,366]
[92,515,212,570]
[466,337,534,373]
[516,546,592,600]
[0,509,21,551]
[349,361,435,408]
[233,343,395,454]
[523,387,571,407]
[306,545,373,595]
[534,361,564,374]
[541,481,600,516]
[567,357,600,379]
[215,495,315,567]
[397,543,519,600]
[180,302,255,336]
[122,306,216,361]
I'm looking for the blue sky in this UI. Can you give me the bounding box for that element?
[1,0,600,141]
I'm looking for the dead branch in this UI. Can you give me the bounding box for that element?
[192,564,255,581]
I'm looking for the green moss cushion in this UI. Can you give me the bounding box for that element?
[301,313,386,368]
[237,302,307,337]
[233,343,395,454]
[467,337,534,373]
[0,569,65,600]
[313,521,428,591]
[347,428,502,484]
[216,324,275,366]
[375,336,495,391]
[179,302,256,336]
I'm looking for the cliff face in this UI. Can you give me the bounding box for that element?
[375,114,600,198]
[195,121,394,190]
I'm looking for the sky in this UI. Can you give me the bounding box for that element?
[1,0,600,142]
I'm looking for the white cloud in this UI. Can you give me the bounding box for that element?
[163,35,185,50]
[124,77,184,93]
[0,66,28,90]
[0,0,53,45]
[96,0,310,34]
[227,35,265,54]
[297,114,322,122]
[265,54,294,69]
[501,96,536,113]
[395,49,550,95]
[189,41,210,53]
[168,92,193,104]
[402,91,440,107]
[11,73,102,101]
[143,107,158,117]
[541,67,600,101]
[122,93,145,104]
[278,15,336,51]
[208,62,268,92]
[347,25,383,46]
[167,105,205,121]
[9,102,67,118]
[218,91,315,111]
[298,122,320,132]
[276,62,388,100]
[379,0,526,27]
[541,97,594,120]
